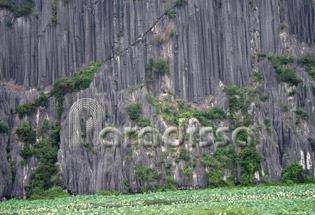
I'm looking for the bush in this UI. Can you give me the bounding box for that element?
[298,54,315,81]
[268,55,301,86]
[29,186,70,200]
[0,1,14,11]
[260,95,269,102]
[175,147,191,163]
[16,123,36,144]
[153,59,169,74]
[281,103,289,112]
[51,0,58,26]
[34,92,49,107]
[288,89,298,96]
[50,62,102,119]
[175,0,187,7]
[136,117,151,127]
[0,0,33,18]
[125,104,143,121]
[202,153,232,188]
[168,9,176,18]
[16,93,48,118]
[20,144,34,161]
[275,67,302,86]
[6,20,12,27]
[223,85,247,116]
[279,22,288,31]
[237,147,261,186]
[294,110,308,120]
[281,162,304,184]
[308,138,315,151]
[253,70,262,82]
[0,123,9,133]
[298,54,315,65]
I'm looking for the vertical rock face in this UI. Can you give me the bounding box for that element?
[0,0,314,198]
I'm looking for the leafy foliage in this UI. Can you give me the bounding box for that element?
[288,89,298,96]
[16,123,36,144]
[281,162,304,184]
[175,147,191,163]
[16,92,48,118]
[0,0,33,18]
[260,94,269,102]
[294,109,308,125]
[51,0,58,26]
[28,186,70,200]
[298,54,315,81]
[268,55,302,86]
[308,138,315,151]
[175,0,187,7]
[153,59,169,74]
[125,103,151,127]
[50,62,102,119]
[135,165,162,192]
[0,123,9,133]
[125,104,143,121]
[237,146,261,186]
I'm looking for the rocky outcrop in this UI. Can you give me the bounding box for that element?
[0,0,314,198]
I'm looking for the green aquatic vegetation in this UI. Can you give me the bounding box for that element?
[1,184,315,214]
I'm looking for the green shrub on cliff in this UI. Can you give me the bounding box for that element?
[16,123,36,144]
[0,123,9,133]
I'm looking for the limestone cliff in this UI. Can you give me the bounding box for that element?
[0,0,314,198]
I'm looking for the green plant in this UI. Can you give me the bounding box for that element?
[264,118,272,135]
[51,0,58,26]
[0,1,14,11]
[126,130,138,140]
[175,147,191,163]
[202,154,227,188]
[175,0,187,7]
[281,162,304,184]
[124,178,131,193]
[288,89,298,96]
[237,146,261,186]
[20,144,34,162]
[50,62,102,118]
[0,0,33,18]
[135,165,161,192]
[136,117,151,127]
[153,59,169,74]
[253,70,262,82]
[281,103,289,112]
[169,29,176,37]
[279,22,288,31]
[0,123,9,133]
[16,123,36,144]
[260,94,269,102]
[28,186,70,200]
[183,165,191,177]
[125,104,143,121]
[168,9,176,18]
[298,54,315,65]
[298,54,315,81]
[268,55,301,86]
[6,20,12,27]
[16,92,48,118]
[308,138,315,151]
[258,53,267,58]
